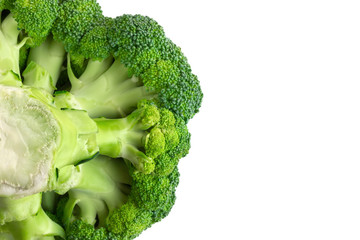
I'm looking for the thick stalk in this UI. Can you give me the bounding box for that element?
[95,118,154,173]
[0,14,27,77]
[27,36,65,87]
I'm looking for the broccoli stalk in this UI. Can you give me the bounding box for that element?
[0,207,65,240]
[65,57,154,118]
[0,13,27,79]
[0,194,42,224]
[95,102,161,174]
[96,102,190,175]
[56,156,131,228]
[0,83,98,197]
[26,36,66,90]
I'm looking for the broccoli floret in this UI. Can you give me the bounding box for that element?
[0,0,14,10]
[52,0,102,55]
[106,200,152,240]
[107,167,180,239]
[13,0,59,47]
[66,220,116,240]
[108,14,203,122]
[52,0,103,76]
[94,101,185,174]
[79,16,113,61]
[49,14,202,122]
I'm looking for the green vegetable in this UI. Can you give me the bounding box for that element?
[0,0,202,239]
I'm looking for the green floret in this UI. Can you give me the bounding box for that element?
[108,14,202,122]
[109,14,165,69]
[130,166,180,211]
[13,0,59,47]
[106,200,152,240]
[95,101,182,174]
[0,207,65,240]
[107,167,180,239]
[0,0,14,11]
[66,220,114,240]
[52,0,102,54]
[0,193,42,224]
[79,16,113,60]
[153,117,191,176]
[52,0,104,76]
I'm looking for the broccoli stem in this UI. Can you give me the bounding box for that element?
[95,118,146,157]
[0,13,27,77]
[41,191,59,213]
[69,58,156,118]
[27,36,65,88]
[22,61,56,92]
[95,117,155,174]
[59,156,130,227]
[69,57,113,88]
[2,208,65,240]
[0,193,42,224]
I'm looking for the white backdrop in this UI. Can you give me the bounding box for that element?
[99,1,360,239]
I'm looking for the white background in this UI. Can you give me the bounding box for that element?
[100,1,360,239]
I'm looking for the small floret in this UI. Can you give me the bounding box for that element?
[66,220,113,240]
[13,0,59,46]
[95,101,183,174]
[52,0,103,54]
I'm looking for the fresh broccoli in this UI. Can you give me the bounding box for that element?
[0,0,202,239]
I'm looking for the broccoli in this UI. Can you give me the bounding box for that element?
[0,0,202,239]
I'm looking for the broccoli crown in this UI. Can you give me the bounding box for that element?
[52,0,103,54]
[0,0,14,11]
[130,166,180,211]
[106,166,180,239]
[0,1,202,239]
[13,0,59,46]
[66,220,114,240]
[79,16,113,60]
[108,14,203,122]
[95,100,190,175]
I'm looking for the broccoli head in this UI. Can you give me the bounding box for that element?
[0,0,202,239]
